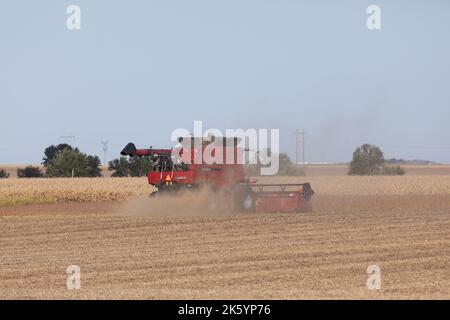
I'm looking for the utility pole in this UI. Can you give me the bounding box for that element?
[60,134,75,146]
[101,140,109,165]
[302,130,306,166]
[294,129,306,166]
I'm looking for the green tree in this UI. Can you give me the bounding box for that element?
[348,144,405,176]
[46,148,92,177]
[278,153,304,176]
[42,144,73,165]
[87,155,102,177]
[42,144,102,177]
[0,169,9,178]
[108,156,153,177]
[382,165,406,176]
[348,144,385,175]
[108,157,130,177]
[128,156,153,177]
[17,166,44,178]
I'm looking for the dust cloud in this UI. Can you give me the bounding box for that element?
[116,187,234,217]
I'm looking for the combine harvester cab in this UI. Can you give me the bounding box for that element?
[120,138,314,213]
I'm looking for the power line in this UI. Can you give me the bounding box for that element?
[101,140,109,165]
[294,129,306,166]
[60,134,75,146]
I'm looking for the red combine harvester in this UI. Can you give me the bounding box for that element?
[120,136,314,213]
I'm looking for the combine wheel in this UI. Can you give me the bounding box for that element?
[232,185,256,213]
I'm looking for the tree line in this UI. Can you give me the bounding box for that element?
[0,143,405,178]
[348,144,405,176]
[0,143,152,178]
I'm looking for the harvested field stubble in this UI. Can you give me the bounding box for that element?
[1,174,450,299]
[0,208,449,299]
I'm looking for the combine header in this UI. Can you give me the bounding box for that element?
[120,136,314,213]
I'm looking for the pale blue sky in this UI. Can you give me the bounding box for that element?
[1,0,449,164]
